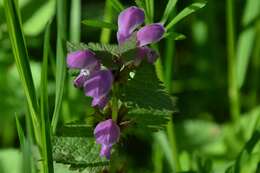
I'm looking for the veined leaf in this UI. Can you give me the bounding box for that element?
[166,1,207,30]
[127,107,172,131]
[53,137,109,172]
[161,0,177,24]
[120,62,175,111]
[82,19,117,30]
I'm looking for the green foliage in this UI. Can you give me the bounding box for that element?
[128,108,172,131]
[120,63,174,111]
[40,23,54,173]
[53,137,109,173]
[120,62,175,131]
[161,0,177,24]
[51,0,67,133]
[3,0,40,144]
[23,0,55,36]
[166,1,207,31]
[82,19,117,30]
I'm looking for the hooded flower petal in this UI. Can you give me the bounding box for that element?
[94,119,120,159]
[100,144,112,159]
[73,69,90,88]
[135,47,159,65]
[117,6,145,44]
[67,50,99,70]
[136,23,165,47]
[84,70,113,108]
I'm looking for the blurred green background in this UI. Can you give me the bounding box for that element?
[0,0,260,172]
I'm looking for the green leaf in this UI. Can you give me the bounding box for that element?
[226,129,260,173]
[82,19,117,30]
[161,0,177,24]
[164,32,186,40]
[127,108,172,131]
[53,137,109,172]
[166,1,207,30]
[120,62,175,111]
[23,0,55,36]
[3,0,40,143]
[242,0,260,26]
[108,0,124,13]
[236,27,255,89]
[56,124,93,137]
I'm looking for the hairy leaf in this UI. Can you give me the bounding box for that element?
[120,62,175,111]
[127,107,172,132]
[53,137,109,172]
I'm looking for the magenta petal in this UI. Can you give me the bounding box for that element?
[73,71,89,88]
[135,47,159,64]
[91,95,109,109]
[94,119,120,159]
[84,70,113,98]
[84,70,113,108]
[94,119,120,145]
[136,23,165,46]
[67,50,99,69]
[100,144,112,159]
[117,6,145,44]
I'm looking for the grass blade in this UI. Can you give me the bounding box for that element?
[166,2,207,31]
[15,116,34,173]
[82,19,117,30]
[161,0,177,24]
[236,27,255,89]
[40,22,54,173]
[70,0,81,43]
[109,0,124,13]
[51,0,68,133]
[3,0,40,144]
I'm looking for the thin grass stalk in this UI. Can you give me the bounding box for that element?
[70,0,81,43]
[251,21,260,106]
[226,0,240,122]
[100,0,113,43]
[164,25,181,172]
[51,0,68,133]
[40,23,54,173]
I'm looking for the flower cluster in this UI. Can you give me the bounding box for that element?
[66,6,165,159]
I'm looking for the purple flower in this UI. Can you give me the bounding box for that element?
[84,70,113,108]
[136,23,165,47]
[117,6,145,44]
[94,119,120,159]
[67,50,100,70]
[117,6,165,63]
[67,50,113,108]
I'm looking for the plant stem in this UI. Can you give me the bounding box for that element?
[100,0,113,43]
[112,84,118,122]
[226,0,240,122]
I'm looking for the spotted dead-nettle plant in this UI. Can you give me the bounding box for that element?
[67,6,173,160]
